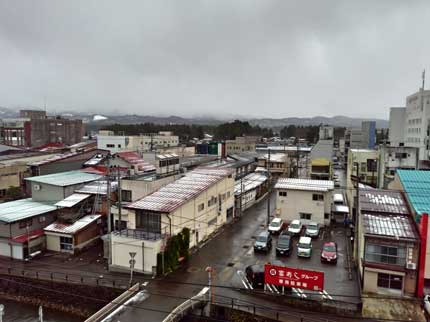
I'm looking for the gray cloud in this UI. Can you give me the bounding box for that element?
[0,0,429,119]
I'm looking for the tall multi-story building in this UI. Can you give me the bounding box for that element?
[388,88,430,162]
[318,126,334,140]
[0,110,84,147]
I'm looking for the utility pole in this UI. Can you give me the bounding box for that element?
[129,252,136,287]
[267,148,271,226]
[205,266,214,316]
[106,154,112,268]
[117,166,122,232]
[38,305,43,322]
[239,177,243,217]
[354,161,360,263]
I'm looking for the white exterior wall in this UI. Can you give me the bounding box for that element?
[111,234,162,274]
[46,234,62,252]
[389,107,406,147]
[276,189,331,226]
[96,135,128,153]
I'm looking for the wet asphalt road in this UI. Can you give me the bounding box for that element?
[118,186,362,322]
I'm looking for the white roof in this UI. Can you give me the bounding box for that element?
[299,236,312,243]
[271,217,282,223]
[275,178,334,192]
[0,199,56,223]
[235,172,267,195]
[44,215,101,235]
[55,193,91,208]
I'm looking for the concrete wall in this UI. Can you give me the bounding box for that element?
[121,175,181,202]
[46,234,62,252]
[30,182,85,202]
[111,234,161,274]
[96,135,127,153]
[0,163,26,193]
[276,189,331,226]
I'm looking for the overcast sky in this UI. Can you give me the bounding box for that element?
[0,1,429,119]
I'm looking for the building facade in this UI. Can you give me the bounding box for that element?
[225,136,259,154]
[275,178,334,226]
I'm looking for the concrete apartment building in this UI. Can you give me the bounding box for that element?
[96,131,179,153]
[110,167,235,274]
[275,178,334,226]
[345,121,376,156]
[357,189,419,297]
[225,136,259,154]
[0,110,84,147]
[318,126,334,140]
[388,89,430,162]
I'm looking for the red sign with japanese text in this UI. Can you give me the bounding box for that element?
[264,264,324,291]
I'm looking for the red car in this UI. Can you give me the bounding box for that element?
[321,242,337,264]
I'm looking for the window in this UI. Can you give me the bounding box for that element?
[114,220,127,230]
[122,190,132,202]
[106,144,115,148]
[299,213,312,220]
[60,236,73,251]
[19,219,32,229]
[227,191,231,198]
[312,194,324,201]
[367,159,377,172]
[38,216,46,223]
[208,196,217,207]
[208,217,217,226]
[279,191,287,197]
[198,203,205,211]
[324,213,330,219]
[118,144,122,148]
[360,162,367,172]
[377,273,403,290]
[135,211,161,234]
[365,244,406,266]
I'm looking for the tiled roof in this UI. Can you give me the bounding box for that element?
[275,178,334,192]
[359,189,409,215]
[0,199,57,223]
[397,169,430,215]
[44,215,101,235]
[25,170,102,187]
[362,213,418,240]
[125,168,233,213]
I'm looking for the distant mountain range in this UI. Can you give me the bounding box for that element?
[0,106,388,128]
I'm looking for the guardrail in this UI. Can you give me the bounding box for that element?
[0,266,130,289]
[84,283,140,322]
[161,287,209,322]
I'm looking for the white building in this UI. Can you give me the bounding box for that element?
[110,167,235,274]
[274,178,334,226]
[319,126,334,140]
[388,89,430,161]
[97,131,179,153]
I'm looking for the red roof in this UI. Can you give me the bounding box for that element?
[116,152,156,173]
[81,166,108,175]
[11,229,45,244]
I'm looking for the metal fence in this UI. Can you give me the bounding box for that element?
[0,266,130,289]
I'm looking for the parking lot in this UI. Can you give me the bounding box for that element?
[232,219,359,304]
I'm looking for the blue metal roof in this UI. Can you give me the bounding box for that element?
[25,170,102,187]
[397,169,430,216]
[0,198,57,223]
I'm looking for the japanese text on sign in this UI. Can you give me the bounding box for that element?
[264,264,324,291]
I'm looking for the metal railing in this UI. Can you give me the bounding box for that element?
[162,287,209,322]
[113,229,164,241]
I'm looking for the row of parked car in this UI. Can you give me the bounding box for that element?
[254,218,338,263]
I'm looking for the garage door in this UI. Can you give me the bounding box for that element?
[0,240,11,257]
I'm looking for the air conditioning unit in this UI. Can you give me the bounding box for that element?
[406,262,416,270]
[33,184,41,191]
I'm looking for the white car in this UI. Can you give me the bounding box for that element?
[268,218,284,234]
[424,295,430,315]
[287,220,303,236]
[297,236,312,258]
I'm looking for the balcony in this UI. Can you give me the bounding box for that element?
[112,228,165,241]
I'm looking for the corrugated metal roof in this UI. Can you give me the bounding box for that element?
[359,189,408,215]
[55,193,91,208]
[44,215,101,235]
[235,172,267,195]
[125,167,233,213]
[362,213,418,240]
[75,180,117,195]
[274,178,334,192]
[28,152,81,166]
[0,198,57,223]
[25,171,102,187]
[397,169,430,215]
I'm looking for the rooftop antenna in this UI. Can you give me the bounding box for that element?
[422,69,426,90]
[44,95,47,112]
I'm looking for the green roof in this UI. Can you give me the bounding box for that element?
[25,171,102,187]
[0,198,57,223]
[397,169,430,216]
